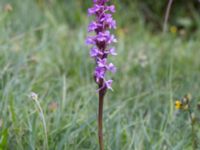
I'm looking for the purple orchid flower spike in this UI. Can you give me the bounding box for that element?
[86,1,117,91]
[86,0,117,150]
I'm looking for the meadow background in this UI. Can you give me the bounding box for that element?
[0,0,200,149]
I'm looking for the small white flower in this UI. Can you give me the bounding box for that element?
[138,51,148,68]
[30,92,38,100]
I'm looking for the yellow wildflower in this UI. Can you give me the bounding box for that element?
[175,100,182,109]
[170,26,177,34]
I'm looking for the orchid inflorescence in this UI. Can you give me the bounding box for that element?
[86,0,117,91]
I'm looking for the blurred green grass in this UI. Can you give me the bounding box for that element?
[0,0,200,150]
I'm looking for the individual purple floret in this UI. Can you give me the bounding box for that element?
[86,0,117,91]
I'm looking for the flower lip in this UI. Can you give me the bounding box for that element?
[90,47,103,57]
[107,5,115,13]
[109,47,117,55]
[97,58,107,67]
[107,63,117,73]
[94,66,106,82]
[86,36,96,45]
[88,21,102,32]
[105,80,113,90]
[88,4,104,15]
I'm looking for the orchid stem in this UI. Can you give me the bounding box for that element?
[98,90,104,150]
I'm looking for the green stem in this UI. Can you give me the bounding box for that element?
[188,108,197,149]
[163,0,174,33]
[34,98,48,150]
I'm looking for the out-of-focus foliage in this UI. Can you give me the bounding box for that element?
[34,0,200,31]
[1,0,200,32]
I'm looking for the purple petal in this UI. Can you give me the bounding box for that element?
[90,47,103,57]
[88,21,101,32]
[97,58,107,67]
[109,47,117,55]
[108,34,117,44]
[108,5,115,13]
[100,14,116,29]
[86,36,96,45]
[94,66,105,82]
[107,63,117,73]
[88,4,103,15]
[90,48,98,57]
[105,80,113,90]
